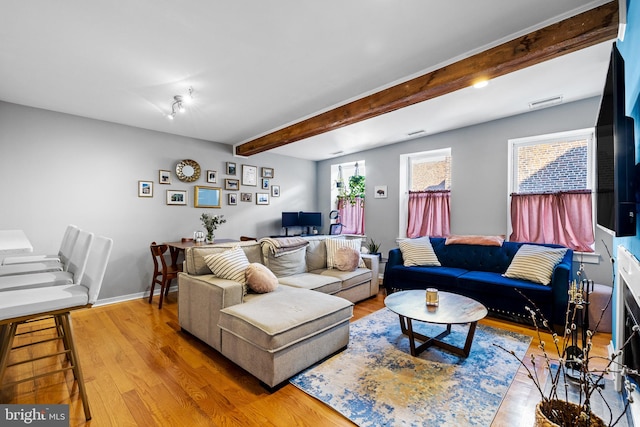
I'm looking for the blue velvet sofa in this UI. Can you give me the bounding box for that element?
[383,237,573,327]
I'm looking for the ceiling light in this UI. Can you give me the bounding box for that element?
[167,87,194,120]
[473,80,489,89]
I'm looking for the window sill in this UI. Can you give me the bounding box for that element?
[573,251,600,264]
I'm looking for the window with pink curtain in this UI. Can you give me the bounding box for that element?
[406,190,450,238]
[338,197,365,235]
[509,190,594,252]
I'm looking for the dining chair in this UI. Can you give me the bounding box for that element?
[149,242,180,309]
[0,230,93,278]
[2,224,79,265]
[0,234,113,421]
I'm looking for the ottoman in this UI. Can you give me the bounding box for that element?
[218,286,353,387]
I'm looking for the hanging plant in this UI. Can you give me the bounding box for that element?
[337,174,366,205]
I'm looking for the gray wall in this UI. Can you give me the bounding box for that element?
[318,97,614,285]
[0,101,317,301]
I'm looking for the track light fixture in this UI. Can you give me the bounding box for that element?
[167,87,193,120]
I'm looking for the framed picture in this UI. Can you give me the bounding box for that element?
[271,185,280,197]
[166,189,187,205]
[225,178,239,190]
[138,180,153,197]
[228,193,237,205]
[226,162,236,175]
[374,185,388,198]
[194,186,221,208]
[261,178,270,189]
[242,164,258,186]
[206,170,217,184]
[256,193,269,205]
[241,192,253,202]
[262,167,274,178]
[159,170,171,185]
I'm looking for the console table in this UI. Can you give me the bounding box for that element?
[164,239,237,269]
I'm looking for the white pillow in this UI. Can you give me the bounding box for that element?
[503,244,567,285]
[203,246,250,294]
[325,238,366,270]
[399,237,441,267]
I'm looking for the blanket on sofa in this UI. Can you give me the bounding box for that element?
[259,237,309,257]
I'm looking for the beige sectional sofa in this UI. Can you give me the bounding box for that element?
[178,235,379,388]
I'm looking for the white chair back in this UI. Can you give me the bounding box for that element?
[81,235,113,304]
[58,225,80,264]
[65,230,94,282]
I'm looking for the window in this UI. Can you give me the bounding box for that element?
[508,128,595,252]
[399,148,451,238]
[331,161,365,234]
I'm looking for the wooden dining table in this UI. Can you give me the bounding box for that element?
[164,239,238,270]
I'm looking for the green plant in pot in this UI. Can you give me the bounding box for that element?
[200,213,226,243]
[365,238,382,259]
[337,174,366,205]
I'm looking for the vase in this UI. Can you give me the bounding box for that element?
[534,400,606,427]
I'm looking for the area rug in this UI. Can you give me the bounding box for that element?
[290,308,532,427]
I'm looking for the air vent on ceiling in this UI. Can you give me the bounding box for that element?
[407,130,425,136]
[528,95,563,110]
[330,150,344,155]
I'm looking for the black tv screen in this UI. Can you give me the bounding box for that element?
[281,212,300,228]
[298,212,322,227]
[595,43,636,237]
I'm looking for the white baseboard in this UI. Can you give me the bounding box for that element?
[93,284,179,307]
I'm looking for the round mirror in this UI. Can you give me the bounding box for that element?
[176,159,201,182]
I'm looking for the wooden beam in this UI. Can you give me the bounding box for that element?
[236,2,618,157]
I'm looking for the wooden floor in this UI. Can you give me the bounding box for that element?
[1,289,612,426]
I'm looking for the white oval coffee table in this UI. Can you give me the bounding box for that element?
[384,290,488,357]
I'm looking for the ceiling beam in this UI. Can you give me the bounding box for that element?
[236,2,618,157]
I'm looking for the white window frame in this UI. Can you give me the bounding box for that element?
[398,148,451,239]
[507,127,597,261]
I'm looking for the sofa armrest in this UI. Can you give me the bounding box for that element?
[178,272,244,352]
[383,248,404,292]
[361,254,380,294]
[549,249,573,326]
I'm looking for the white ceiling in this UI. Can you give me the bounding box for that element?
[0,0,616,161]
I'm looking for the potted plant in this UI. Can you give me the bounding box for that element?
[200,213,226,243]
[365,238,382,259]
[496,266,638,427]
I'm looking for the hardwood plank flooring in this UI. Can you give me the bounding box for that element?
[1,289,612,426]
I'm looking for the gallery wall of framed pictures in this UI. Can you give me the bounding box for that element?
[139,159,280,208]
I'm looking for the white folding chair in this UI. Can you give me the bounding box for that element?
[2,225,79,265]
[0,230,93,278]
[0,235,113,421]
[0,230,94,291]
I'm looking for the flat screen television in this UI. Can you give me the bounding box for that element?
[281,212,300,228]
[595,43,636,237]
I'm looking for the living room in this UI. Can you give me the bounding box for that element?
[2,0,640,425]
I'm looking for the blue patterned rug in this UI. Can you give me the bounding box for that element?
[290,308,531,427]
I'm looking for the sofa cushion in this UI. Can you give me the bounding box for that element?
[430,238,520,272]
[262,246,307,277]
[218,287,353,352]
[389,265,466,289]
[312,268,371,290]
[203,246,250,294]
[325,238,366,270]
[185,241,262,275]
[503,244,568,285]
[304,236,329,271]
[277,273,341,294]
[399,237,441,267]
[246,263,278,293]
[334,247,360,271]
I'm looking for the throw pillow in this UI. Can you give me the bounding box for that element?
[503,244,568,285]
[445,235,505,246]
[245,263,278,293]
[399,237,441,267]
[325,238,366,270]
[203,246,250,294]
[334,247,360,271]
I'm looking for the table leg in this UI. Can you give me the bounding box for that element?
[169,247,182,270]
[398,317,478,357]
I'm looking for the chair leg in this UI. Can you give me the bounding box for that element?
[158,278,167,309]
[58,313,91,421]
[148,276,157,304]
[0,323,18,385]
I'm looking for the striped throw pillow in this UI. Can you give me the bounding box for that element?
[325,238,366,270]
[399,237,441,267]
[503,244,567,285]
[204,246,250,294]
